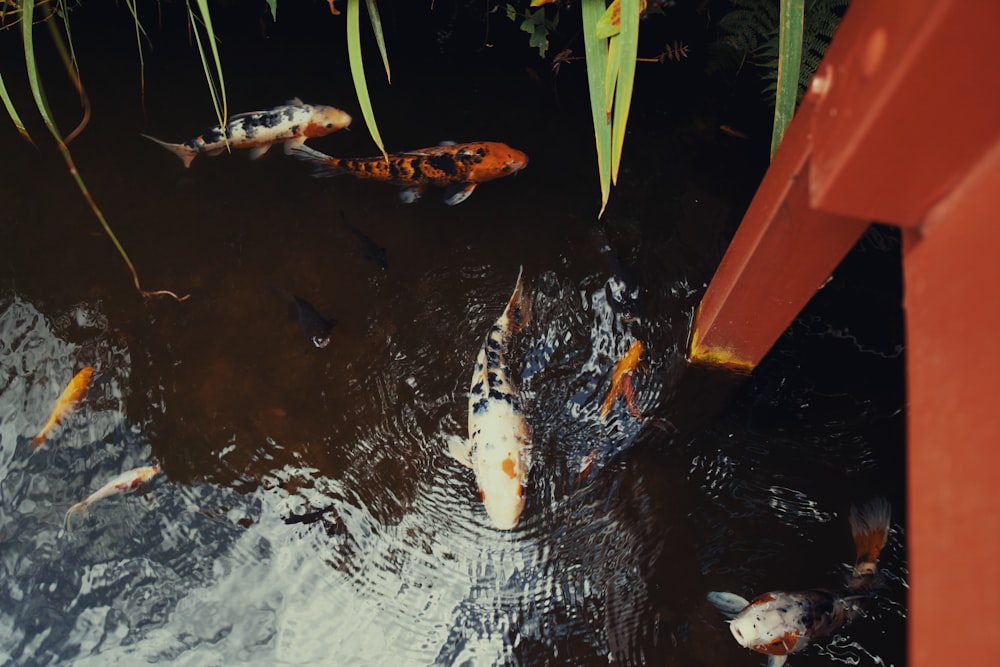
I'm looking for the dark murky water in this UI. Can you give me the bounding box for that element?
[1,4,906,665]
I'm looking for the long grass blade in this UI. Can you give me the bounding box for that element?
[771,0,804,158]
[188,0,228,141]
[610,0,639,184]
[0,70,33,144]
[364,0,391,84]
[123,0,149,111]
[21,3,187,301]
[45,18,89,144]
[347,0,387,160]
[581,0,612,218]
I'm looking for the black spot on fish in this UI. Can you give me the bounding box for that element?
[472,398,490,414]
[487,371,502,388]
[486,350,501,367]
[471,380,484,395]
[427,154,459,177]
[487,337,501,352]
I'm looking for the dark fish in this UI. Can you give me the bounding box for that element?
[269,286,337,348]
[341,213,388,270]
[590,225,642,322]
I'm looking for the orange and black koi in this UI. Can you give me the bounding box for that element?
[291,141,528,205]
[142,98,352,168]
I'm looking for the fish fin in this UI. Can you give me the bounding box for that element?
[289,144,343,177]
[767,657,788,667]
[502,266,530,334]
[29,434,47,451]
[283,137,306,155]
[287,97,305,106]
[443,183,477,206]
[438,140,457,146]
[205,147,226,157]
[399,186,424,204]
[849,497,892,583]
[446,435,473,469]
[707,591,750,618]
[64,502,88,532]
[248,144,272,160]
[140,133,199,168]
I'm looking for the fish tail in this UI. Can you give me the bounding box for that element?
[500,266,530,335]
[64,502,87,532]
[849,497,891,587]
[140,133,199,168]
[289,144,344,177]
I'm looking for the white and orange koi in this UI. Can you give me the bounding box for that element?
[141,98,352,168]
[708,497,892,666]
[451,267,532,529]
[30,366,94,451]
[64,464,162,531]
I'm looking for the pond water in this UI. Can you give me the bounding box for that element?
[0,3,906,666]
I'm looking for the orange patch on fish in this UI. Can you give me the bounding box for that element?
[501,457,516,479]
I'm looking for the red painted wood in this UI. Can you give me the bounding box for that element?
[689,100,869,370]
[809,0,1000,227]
[904,135,1000,665]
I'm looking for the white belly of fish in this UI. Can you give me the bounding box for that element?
[468,397,531,530]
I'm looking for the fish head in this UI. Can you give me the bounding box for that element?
[460,142,529,183]
[473,446,527,530]
[728,592,810,656]
[306,105,353,136]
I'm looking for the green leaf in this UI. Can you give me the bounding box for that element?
[1,68,33,144]
[265,0,278,22]
[582,0,612,218]
[771,0,804,158]
[187,0,228,139]
[347,0,387,160]
[365,0,391,84]
[611,0,639,184]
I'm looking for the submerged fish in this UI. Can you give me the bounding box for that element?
[31,366,94,450]
[141,98,352,168]
[64,464,162,531]
[291,141,528,205]
[708,498,893,667]
[451,267,532,529]
[600,340,644,418]
[344,221,388,270]
[269,286,337,348]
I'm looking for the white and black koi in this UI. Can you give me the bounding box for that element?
[64,464,161,532]
[708,497,892,667]
[141,98,352,168]
[451,267,532,529]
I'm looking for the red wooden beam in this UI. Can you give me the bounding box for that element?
[688,98,869,371]
[904,135,1000,666]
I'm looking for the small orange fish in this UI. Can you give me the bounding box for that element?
[719,124,752,140]
[64,464,162,531]
[600,340,644,419]
[31,366,94,450]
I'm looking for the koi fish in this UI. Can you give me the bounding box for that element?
[720,124,752,140]
[30,366,94,450]
[268,286,337,348]
[708,498,892,667]
[291,141,529,205]
[600,340,644,418]
[64,464,162,531]
[451,267,532,529]
[141,98,352,168]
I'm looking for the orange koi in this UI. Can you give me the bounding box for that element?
[142,98,352,168]
[64,464,162,531]
[291,141,528,206]
[600,340,644,418]
[30,366,94,450]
